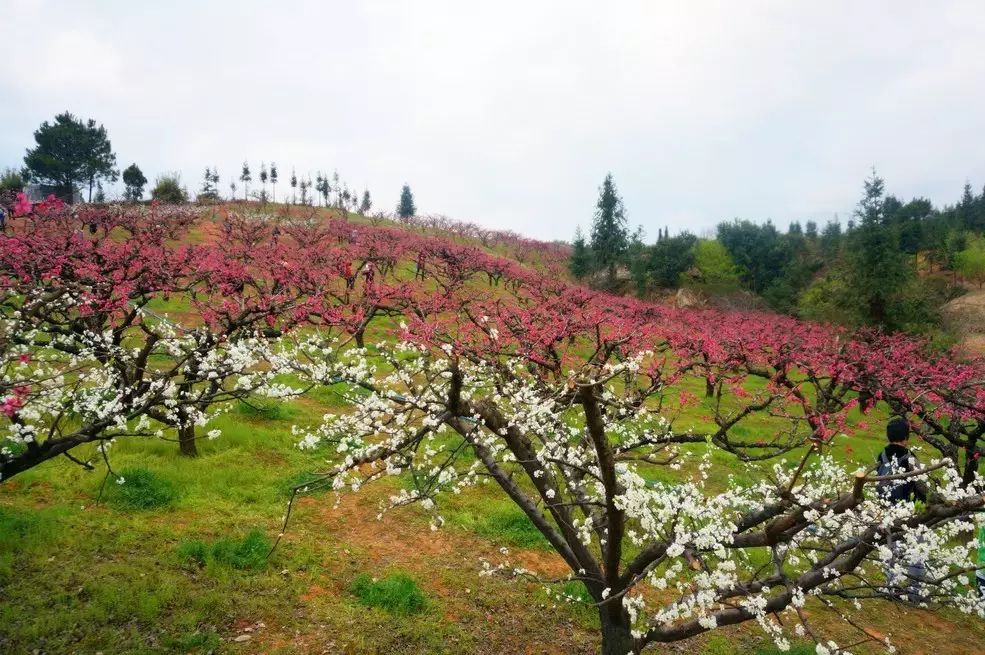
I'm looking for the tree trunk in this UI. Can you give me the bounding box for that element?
[600,610,636,655]
[178,423,198,457]
[705,378,715,398]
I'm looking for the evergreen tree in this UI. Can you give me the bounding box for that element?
[804,220,818,240]
[270,162,278,202]
[398,184,416,218]
[94,181,106,203]
[360,189,372,214]
[959,182,975,230]
[569,226,592,279]
[845,170,912,328]
[290,169,298,204]
[121,163,147,202]
[259,162,268,199]
[199,167,218,201]
[239,161,251,200]
[315,173,325,206]
[589,173,628,284]
[820,219,842,256]
[23,112,118,202]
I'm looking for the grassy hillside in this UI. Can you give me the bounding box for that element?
[1,205,983,655]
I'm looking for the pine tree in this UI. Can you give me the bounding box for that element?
[94,181,106,203]
[240,161,251,200]
[270,163,278,202]
[259,162,268,200]
[398,184,416,218]
[589,173,628,284]
[569,226,592,279]
[360,189,372,214]
[959,182,975,230]
[199,167,218,200]
[290,169,298,204]
[846,170,912,328]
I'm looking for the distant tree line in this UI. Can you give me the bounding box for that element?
[3,112,389,214]
[571,170,985,335]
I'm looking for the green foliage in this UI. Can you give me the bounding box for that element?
[590,173,628,283]
[692,239,741,287]
[121,163,147,202]
[360,189,372,214]
[569,226,593,279]
[177,530,271,570]
[844,170,917,328]
[398,184,416,218]
[716,219,789,294]
[103,467,178,510]
[956,235,985,288]
[798,272,858,325]
[23,111,118,201]
[644,231,697,289]
[351,572,430,615]
[151,172,189,203]
[0,167,26,192]
[198,167,220,201]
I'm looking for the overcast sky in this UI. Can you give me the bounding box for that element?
[2,1,984,240]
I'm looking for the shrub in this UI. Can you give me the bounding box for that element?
[351,572,429,615]
[103,467,177,510]
[151,172,189,203]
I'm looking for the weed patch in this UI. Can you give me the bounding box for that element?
[177,529,271,570]
[351,572,429,616]
[102,467,177,510]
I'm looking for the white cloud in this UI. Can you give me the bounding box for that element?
[1,0,984,239]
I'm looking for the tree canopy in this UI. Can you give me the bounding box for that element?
[121,163,147,202]
[23,112,118,202]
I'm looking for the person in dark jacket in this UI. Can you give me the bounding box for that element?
[875,417,927,504]
[876,417,928,603]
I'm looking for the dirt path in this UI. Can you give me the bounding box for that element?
[942,288,985,355]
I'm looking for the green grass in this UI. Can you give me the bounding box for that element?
[102,466,178,510]
[350,571,430,616]
[468,507,550,549]
[177,529,271,570]
[2,280,982,653]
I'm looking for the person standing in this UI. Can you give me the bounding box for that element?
[876,417,928,603]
